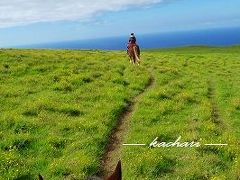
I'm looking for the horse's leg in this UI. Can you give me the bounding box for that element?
[128,56,132,63]
[129,50,134,64]
[132,55,135,64]
[130,54,134,64]
[133,46,140,65]
[127,53,132,63]
[127,49,132,63]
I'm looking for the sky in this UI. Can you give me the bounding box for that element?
[0,0,240,47]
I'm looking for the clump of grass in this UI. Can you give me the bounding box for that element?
[22,109,38,117]
[14,121,36,134]
[53,80,74,92]
[176,91,196,104]
[232,98,240,110]
[152,156,176,176]
[59,108,83,117]
[12,138,32,151]
[3,64,9,69]
[13,174,33,180]
[112,78,129,86]
[82,77,93,83]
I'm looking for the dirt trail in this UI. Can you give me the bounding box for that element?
[99,75,155,179]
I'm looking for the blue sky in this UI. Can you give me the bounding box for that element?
[0,0,240,47]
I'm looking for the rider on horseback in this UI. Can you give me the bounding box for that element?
[129,33,136,44]
[127,33,141,64]
[127,33,140,55]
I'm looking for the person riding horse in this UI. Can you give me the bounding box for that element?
[127,33,137,51]
[129,33,136,44]
[127,33,140,64]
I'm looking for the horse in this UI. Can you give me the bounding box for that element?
[127,43,140,65]
[38,160,122,180]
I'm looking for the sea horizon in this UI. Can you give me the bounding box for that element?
[13,26,240,50]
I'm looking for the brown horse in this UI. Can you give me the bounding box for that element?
[38,160,122,180]
[127,44,140,65]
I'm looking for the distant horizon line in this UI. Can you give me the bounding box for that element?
[2,44,240,51]
[3,25,240,49]
[17,25,240,47]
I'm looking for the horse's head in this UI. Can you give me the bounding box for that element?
[39,160,122,180]
[105,160,122,180]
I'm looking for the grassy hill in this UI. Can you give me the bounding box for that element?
[0,47,240,179]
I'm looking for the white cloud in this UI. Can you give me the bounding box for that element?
[0,0,163,28]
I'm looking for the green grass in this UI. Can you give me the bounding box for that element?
[0,49,150,179]
[0,46,240,179]
[122,46,240,179]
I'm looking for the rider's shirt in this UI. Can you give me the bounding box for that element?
[129,36,136,44]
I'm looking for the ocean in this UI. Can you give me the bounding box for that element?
[26,26,240,50]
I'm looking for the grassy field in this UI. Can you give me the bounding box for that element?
[0,46,240,179]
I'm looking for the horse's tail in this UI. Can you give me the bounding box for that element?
[136,45,140,56]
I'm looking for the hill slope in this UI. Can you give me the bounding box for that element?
[0,47,240,179]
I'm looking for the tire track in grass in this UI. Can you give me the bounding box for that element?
[207,79,222,126]
[200,79,237,172]
[99,73,155,179]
